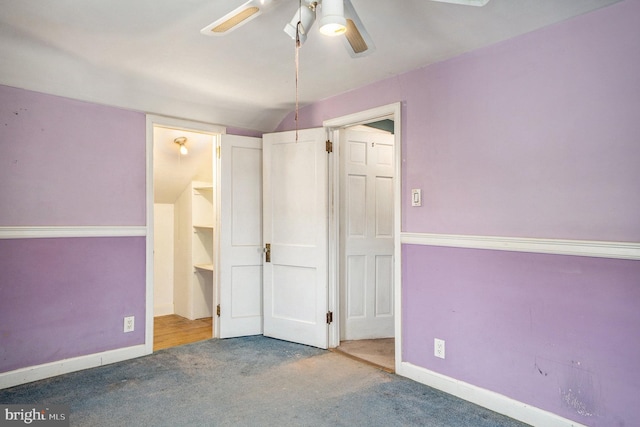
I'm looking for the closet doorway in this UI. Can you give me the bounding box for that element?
[151,121,219,351]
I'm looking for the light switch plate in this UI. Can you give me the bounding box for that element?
[411,189,422,207]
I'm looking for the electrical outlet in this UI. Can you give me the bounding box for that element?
[434,338,445,359]
[124,316,135,333]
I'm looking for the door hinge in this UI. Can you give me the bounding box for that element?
[216,304,221,317]
[326,140,333,153]
[216,146,221,158]
[326,311,333,324]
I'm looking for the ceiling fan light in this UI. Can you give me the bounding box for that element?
[319,0,346,36]
[319,21,346,36]
[284,4,316,44]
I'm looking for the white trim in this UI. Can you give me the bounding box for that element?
[145,114,226,136]
[0,345,147,390]
[323,102,403,368]
[397,362,588,427]
[326,127,340,349]
[145,116,156,355]
[401,232,640,260]
[214,135,222,339]
[323,104,399,129]
[392,104,403,376]
[0,226,146,239]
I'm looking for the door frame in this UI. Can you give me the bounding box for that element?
[323,102,402,370]
[145,115,226,353]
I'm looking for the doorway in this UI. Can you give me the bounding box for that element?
[324,103,402,373]
[146,116,224,352]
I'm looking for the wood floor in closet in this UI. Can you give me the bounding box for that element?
[153,314,212,352]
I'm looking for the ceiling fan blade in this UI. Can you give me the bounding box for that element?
[201,0,272,36]
[428,0,490,6]
[342,0,375,58]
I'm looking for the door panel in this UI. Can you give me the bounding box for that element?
[340,129,395,340]
[375,255,393,316]
[218,135,263,338]
[272,265,317,323]
[375,176,394,236]
[271,142,317,246]
[347,175,367,237]
[230,265,262,318]
[347,255,366,317]
[263,128,328,349]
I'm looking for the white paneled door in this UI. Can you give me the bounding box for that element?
[340,129,395,340]
[218,135,263,338]
[263,128,329,349]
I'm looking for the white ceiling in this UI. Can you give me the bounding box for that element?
[0,0,620,132]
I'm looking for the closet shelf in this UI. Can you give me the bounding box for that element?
[194,184,213,191]
[193,224,214,229]
[194,264,214,272]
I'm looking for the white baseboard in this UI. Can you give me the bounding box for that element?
[0,345,149,389]
[397,361,588,427]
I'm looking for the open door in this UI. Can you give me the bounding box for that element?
[339,128,395,340]
[262,128,329,349]
[218,134,263,338]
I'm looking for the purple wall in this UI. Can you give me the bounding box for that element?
[277,2,639,426]
[0,85,146,226]
[0,237,146,372]
[0,86,147,373]
[226,126,263,138]
[403,245,640,425]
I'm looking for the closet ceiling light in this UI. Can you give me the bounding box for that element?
[174,137,188,155]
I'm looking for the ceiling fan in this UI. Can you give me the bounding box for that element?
[201,0,490,59]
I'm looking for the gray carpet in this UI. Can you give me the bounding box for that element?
[0,336,530,426]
